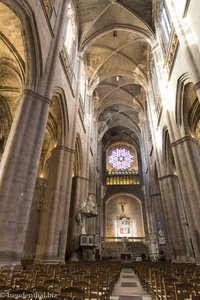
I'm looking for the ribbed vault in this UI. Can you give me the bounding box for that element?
[74,0,153,149]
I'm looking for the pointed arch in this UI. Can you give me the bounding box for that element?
[0,96,12,154]
[175,73,192,127]
[52,87,70,145]
[81,25,154,52]
[73,133,83,177]
[0,0,43,89]
[104,193,145,238]
[175,73,200,139]
[162,126,176,174]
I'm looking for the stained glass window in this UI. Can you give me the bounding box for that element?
[108,147,135,170]
[106,144,139,185]
[158,2,172,52]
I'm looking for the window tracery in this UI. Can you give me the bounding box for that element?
[106,144,139,185]
[108,147,135,171]
[156,1,172,52]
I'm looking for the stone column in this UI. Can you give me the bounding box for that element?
[23,177,47,262]
[35,146,74,264]
[96,139,103,242]
[151,193,165,235]
[65,176,88,258]
[151,193,171,258]
[158,174,189,261]
[148,233,159,261]
[139,115,155,233]
[171,136,200,261]
[0,89,51,265]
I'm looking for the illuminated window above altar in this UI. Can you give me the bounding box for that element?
[106,144,139,185]
[108,148,134,170]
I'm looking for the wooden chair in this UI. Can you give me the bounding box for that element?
[0,285,12,292]
[31,285,49,292]
[174,282,195,300]
[35,272,48,286]
[0,277,6,285]
[61,286,84,300]
[162,277,177,299]
[87,278,104,300]
[73,280,90,297]
[60,275,73,288]
[58,296,73,300]
[15,279,32,289]
[43,279,61,293]
[190,296,200,300]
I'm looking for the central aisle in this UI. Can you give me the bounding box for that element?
[110,267,152,300]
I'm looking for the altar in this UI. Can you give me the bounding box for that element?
[120,253,132,260]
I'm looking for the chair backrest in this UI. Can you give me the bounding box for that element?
[190,296,200,300]
[15,279,31,289]
[61,286,84,300]
[0,285,12,292]
[43,279,61,292]
[31,286,49,292]
[58,296,73,300]
[174,282,195,300]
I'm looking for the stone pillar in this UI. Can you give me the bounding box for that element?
[158,174,189,261]
[148,233,159,261]
[151,192,172,258]
[96,139,103,242]
[139,115,155,235]
[0,89,51,265]
[35,146,74,264]
[23,177,47,262]
[151,194,164,229]
[171,136,200,261]
[66,176,88,257]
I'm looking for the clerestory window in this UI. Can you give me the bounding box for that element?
[64,2,76,60]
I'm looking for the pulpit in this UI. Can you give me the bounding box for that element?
[80,234,98,261]
[77,194,98,260]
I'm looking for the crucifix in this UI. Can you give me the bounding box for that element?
[119,200,127,214]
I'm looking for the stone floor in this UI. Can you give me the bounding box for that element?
[110,267,152,300]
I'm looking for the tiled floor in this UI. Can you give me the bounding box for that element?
[110,268,152,300]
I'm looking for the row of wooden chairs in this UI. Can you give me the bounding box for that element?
[132,261,200,300]
[0,261,122,299]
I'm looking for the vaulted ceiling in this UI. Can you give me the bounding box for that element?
[74,0,154,149]
[0,2,25,117]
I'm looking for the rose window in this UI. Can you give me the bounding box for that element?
[108,148,134,170]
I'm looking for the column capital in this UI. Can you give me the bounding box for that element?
[23,89,51,105]
[170,135,198,148]
[52,145,75,154]
[73,176,89,181]
[158,173,177,181]
[151,192,161,197]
